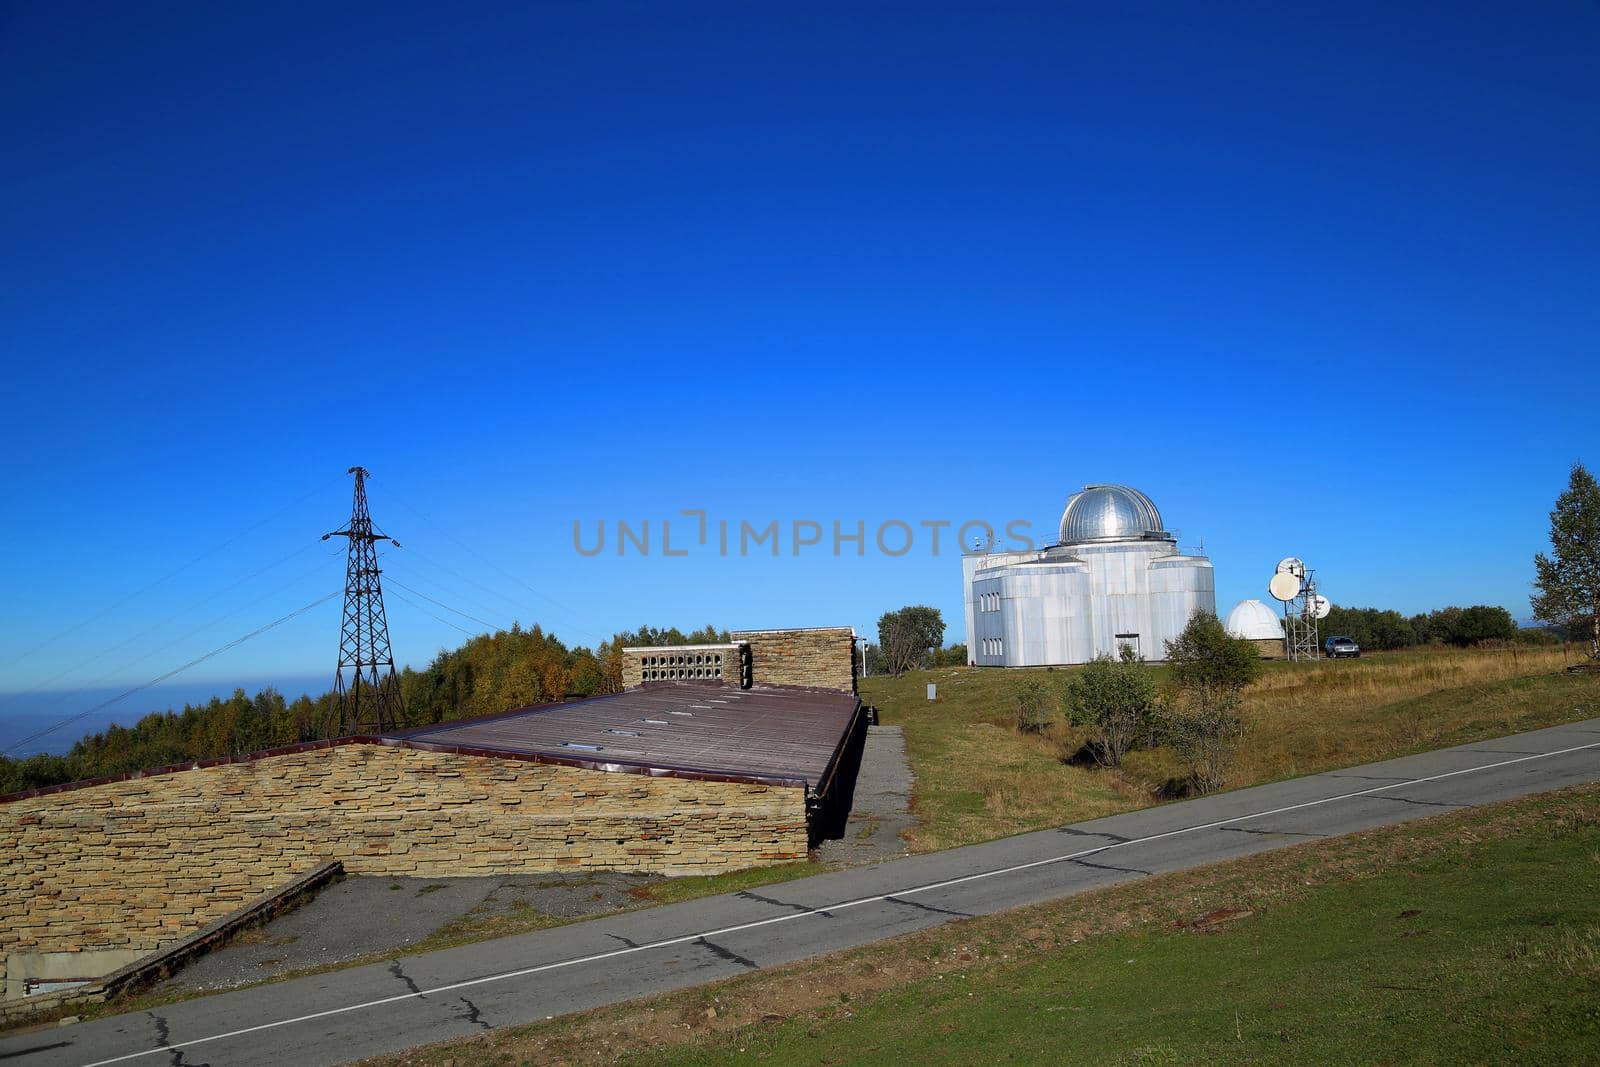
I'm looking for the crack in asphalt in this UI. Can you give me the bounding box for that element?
[1372,794,1463,809]
[884,895,974,918]
[0,1040,76,1060]
[455,997,492,1031]
[145,1012,203,1067]
[1329,773,1417,782]
[1057,826,1132,843]
[737,890,831,917]
[1070,857,1152,876]
[607,932,641,948]
[1220,825,1326,838]
[695,937,758,969]
[146,1014,169,1050]
[388,960,423,997]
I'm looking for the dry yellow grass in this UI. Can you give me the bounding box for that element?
[1226,645,1581,783]
[868,645,1597,852]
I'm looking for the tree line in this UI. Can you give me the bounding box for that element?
[1318,603,1530,651]
[0,622,726,796]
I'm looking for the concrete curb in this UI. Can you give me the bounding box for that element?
[1,860,343,1030]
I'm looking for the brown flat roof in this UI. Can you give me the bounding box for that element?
[395,683,860,791]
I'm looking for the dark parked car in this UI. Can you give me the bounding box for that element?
[1324,635,1361,658]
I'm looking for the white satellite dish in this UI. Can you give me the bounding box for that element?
[1310,594,1331,620]
[1268,572,1302,602]
[1275,556,1306,578]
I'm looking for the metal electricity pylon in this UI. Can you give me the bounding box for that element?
[324,466,405,734]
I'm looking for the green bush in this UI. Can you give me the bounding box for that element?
[1156,703,1246,795]
[1160,612,1262,794]
[1013,678,1060,734]
[1064,647,1157,767]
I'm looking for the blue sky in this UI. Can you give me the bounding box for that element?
[2,2,1596,740]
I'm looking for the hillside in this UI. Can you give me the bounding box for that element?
[862,644,1597,850]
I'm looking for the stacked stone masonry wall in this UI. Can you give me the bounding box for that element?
[0,744,806,996]
[732,628,857,694]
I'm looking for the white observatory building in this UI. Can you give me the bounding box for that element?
[962,485,1215,666]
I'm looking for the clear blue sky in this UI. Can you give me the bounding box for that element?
[2,2,1596,734]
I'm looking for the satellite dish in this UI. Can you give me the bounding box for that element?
[1275,557,1306,578]
[1310,594,1331,620]
[1269,572,1302,602]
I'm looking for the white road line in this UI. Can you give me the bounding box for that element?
[81,738,1600,1067]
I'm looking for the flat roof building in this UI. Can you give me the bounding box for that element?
[1,626,865,1005]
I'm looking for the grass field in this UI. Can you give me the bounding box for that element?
[369,781,1600,1066]
[862,645,1598,851]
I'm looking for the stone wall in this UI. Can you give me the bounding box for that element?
[731,628,857,694]
[1249,637,1285,658]
[0,743,806,998]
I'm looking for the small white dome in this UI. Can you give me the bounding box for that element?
[1226,599,1283,640]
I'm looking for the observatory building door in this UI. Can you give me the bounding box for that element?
[1115,633,1140,659]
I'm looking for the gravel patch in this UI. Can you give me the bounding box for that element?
[161,870,662,993]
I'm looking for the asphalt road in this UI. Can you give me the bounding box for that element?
[6,717,1599,1067]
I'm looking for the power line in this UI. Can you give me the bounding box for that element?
[385,578,503,632]
[388,548,609,645]
[370,477,607,641]
[386,587,480,639]
[7,550,345,721]
[394,543,538,619]
[0,538,331,711]
[382,560,521,631]
[0,473,345,671]
[3,590,341,756]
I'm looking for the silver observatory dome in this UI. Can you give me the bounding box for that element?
[1058,484,1169,545]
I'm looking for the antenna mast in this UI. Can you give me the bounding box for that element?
[1269,556,1327,663]
[1285,568,1321,662]
[324,467,405,733]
